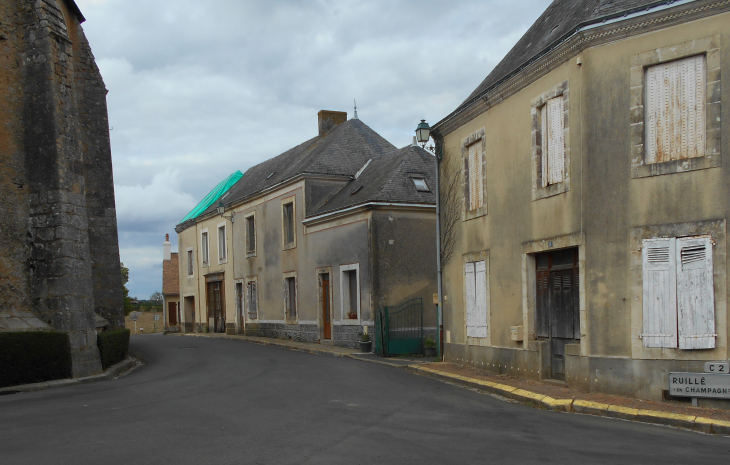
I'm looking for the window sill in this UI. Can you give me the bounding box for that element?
[283,243,296,251]
[218,259,228,265]
[532,181,569,201]
[631,155,720,178]
[246,251,257,258]
[337,319,361,326]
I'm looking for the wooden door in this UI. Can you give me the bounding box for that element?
[322,274,331,339]
[168,302,178,325]
[535,248,579,380]
[207,281,224,333]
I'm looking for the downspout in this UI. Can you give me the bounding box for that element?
[434,139,444,361]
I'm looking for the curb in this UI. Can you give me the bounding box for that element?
[0,357,139,396]
[408,365,730,435]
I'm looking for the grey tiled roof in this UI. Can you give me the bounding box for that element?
[185,118,396,223]
[449,0,668,119]
[313,144,437,216]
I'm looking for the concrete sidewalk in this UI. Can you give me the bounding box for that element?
[176,332,730,435]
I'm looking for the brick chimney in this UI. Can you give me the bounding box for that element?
[318,110,347,137]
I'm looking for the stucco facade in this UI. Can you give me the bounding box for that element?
[176,114,438,349]
[432,1,730,405]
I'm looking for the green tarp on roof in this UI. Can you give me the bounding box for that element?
[180,170,243,223]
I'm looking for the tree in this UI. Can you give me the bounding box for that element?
[150,291,163,302]
[439,153,462,269]
[121,263,134,316]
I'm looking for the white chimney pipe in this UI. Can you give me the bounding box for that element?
[163,234,171,261]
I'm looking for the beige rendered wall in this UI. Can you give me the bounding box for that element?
[177,212,235,332]
[440,12,730,398]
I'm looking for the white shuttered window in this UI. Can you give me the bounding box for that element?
[540,97,565,187]
[641,236,715,349]
[467,144,484,211]
[465,261,488,338]
[645,55,706,164]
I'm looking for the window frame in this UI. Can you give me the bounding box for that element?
[245,276,258,321]
[630,36,721,178]
[200,229,209,267]
[244,212,256,257]
[283,272,298,321]
[460,127,487,221]
[339,263,361,325]
[217,222,227,264]
[281,196,297,250]
[186,248,194,277]
[530,80,570,200]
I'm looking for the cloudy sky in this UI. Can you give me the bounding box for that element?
[74,0,552,299]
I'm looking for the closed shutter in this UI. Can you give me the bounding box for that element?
[248,282,257,319]
[465,262,477,337]
[473,260,488,338]
[474,146,484,209]
[642,238,678,348]
[546,97,564,185]
[468,145,482,210]
[540,104,548,188]
[284,279,290,317]
[645,55,706,163]
[676,236,715,349]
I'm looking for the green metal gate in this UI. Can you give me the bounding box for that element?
[375,298,423,357]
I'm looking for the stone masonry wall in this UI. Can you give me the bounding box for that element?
[0,0,125,378]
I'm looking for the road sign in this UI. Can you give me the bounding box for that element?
[129,314,138,321]
[705,362,729,374]
[154,315,160,321]
[669,372,730,399]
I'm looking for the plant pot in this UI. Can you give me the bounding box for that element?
[359,341,372,353]
[424,346,436,357]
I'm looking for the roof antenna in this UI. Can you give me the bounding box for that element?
[353,99,359,120]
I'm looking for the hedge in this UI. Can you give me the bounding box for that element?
[97,328,130,370]
[0,331,72,388]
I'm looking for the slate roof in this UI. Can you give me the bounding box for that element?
[313,144,437,216]
[179,118,396,228]
[448,0,670,120]
[162,253,179,296]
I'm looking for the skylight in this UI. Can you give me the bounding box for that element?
[412,178,429,192]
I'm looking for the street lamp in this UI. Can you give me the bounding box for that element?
[415,119,431,148]
[415,119,443,362]
[217,201,234,223]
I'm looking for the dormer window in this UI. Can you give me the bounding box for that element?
[412,177,429,192]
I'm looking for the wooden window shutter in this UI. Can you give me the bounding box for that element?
[468,145,480,210]
[284,279,290,315]
[464,262,477,337]
[546,97,564,185]
[641,238,678,348]
[540,104,548,188]
[676,236,715,349]
[473,260,488,338]
[474,146,484,209]
[645,55,706,163]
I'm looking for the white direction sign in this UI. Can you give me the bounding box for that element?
[154,315,160,321]
[129,314,138,321]
[669,372,730,399]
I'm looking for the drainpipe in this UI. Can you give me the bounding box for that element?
[434,140,444,361]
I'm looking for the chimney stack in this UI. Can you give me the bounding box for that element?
[163,234,171,261]
[318,110,347,137]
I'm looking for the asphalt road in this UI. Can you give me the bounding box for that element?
[1,334,728,465]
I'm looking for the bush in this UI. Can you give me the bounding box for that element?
[0,331,72,388]
[97,328,130,370]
